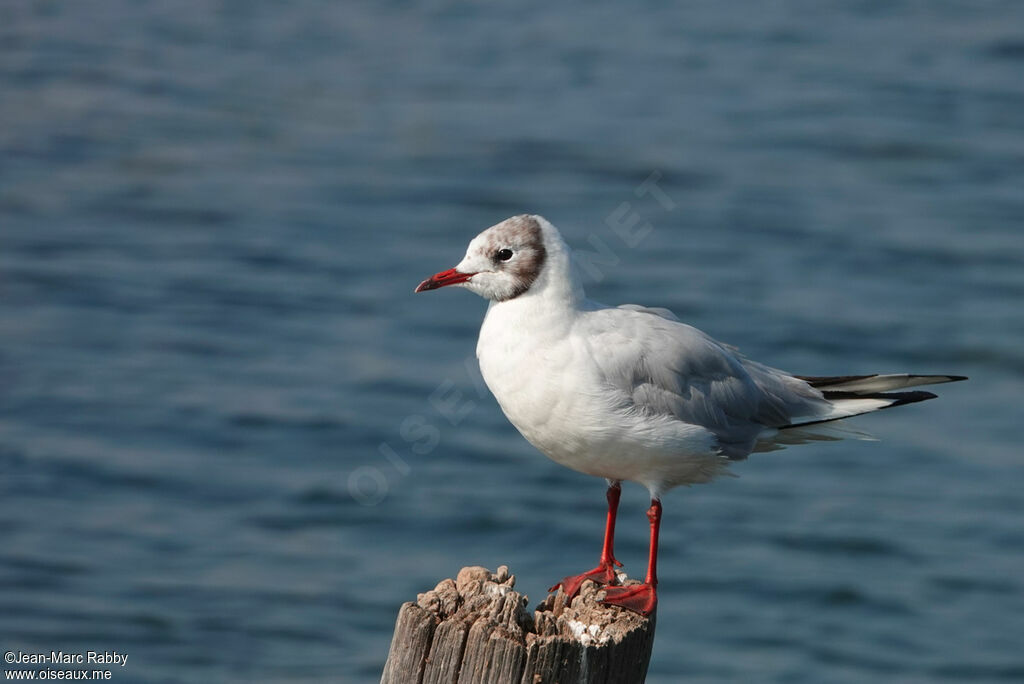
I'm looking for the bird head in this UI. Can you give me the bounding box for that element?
[415,215,549,303]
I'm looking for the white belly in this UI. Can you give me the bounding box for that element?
[477,312,725,493]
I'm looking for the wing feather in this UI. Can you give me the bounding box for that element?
[577,305,829,458]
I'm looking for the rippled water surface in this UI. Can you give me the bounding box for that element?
[2,2,1023,682]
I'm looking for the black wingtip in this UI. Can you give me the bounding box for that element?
[797,374,877,387]
[797,373,968,390]
[882,390,938,407]
[780,389,942,431]
[818,389,939,406]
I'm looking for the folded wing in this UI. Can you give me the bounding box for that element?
[579,305,965,459]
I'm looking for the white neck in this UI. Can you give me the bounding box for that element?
[530,215,587,308]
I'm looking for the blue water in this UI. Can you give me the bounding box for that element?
[1,2,1022,682]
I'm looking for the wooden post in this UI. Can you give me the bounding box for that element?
[380,565,656,684]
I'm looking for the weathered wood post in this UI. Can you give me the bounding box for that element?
[380,565,656,684]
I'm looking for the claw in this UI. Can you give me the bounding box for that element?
[550,560,620,597]
[600,583,657,616]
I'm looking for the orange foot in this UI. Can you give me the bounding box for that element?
[600,583,657,616]
[549,560,621,598]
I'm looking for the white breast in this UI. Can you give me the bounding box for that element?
[476,297,724,493]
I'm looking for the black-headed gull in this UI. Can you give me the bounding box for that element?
[415,214,965,616]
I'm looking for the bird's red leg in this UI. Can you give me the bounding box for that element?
[550,482,624,597]
[600,497,660,616]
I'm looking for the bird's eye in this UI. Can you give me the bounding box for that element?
[495,248,514,262]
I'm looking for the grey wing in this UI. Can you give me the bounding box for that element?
[582,305,829,458]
